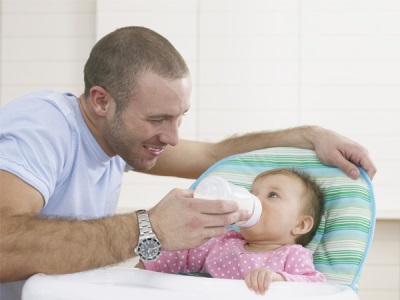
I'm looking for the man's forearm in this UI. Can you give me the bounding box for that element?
[146,125,321,179]
[212,125,319,161]
[0,213,138,282]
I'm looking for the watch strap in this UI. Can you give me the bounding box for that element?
[136,209,154,238]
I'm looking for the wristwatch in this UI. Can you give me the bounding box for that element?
[134,209,162,262]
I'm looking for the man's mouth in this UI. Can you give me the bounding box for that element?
[144,145,164,156]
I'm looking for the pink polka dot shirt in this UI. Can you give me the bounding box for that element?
[143,230,326,282]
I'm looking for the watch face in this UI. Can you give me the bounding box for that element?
[137,237,161,262]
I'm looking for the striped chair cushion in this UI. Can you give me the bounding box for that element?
[189,147,375,291]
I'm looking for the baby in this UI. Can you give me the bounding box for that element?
[137,168,326,294]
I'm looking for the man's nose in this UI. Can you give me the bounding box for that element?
[159,120,180,146]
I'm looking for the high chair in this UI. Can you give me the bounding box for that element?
[189,147,376,292]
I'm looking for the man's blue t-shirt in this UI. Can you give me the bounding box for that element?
[0,90,129,299]
[0,90,127,219]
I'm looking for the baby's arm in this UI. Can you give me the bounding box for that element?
[140,236,219,274]
[140,250,190,273]
[244,268,285,295]
[278,269,325,282]
[278,246,326,283]
[245,246,325,295]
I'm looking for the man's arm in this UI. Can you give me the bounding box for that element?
[145,125,377,180]
[0,171,138,282]
[0,171,249,282]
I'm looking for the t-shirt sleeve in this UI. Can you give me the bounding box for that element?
[277,245,326,282]
[0,96,72,203]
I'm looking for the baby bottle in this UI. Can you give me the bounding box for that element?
[194,175,262,227]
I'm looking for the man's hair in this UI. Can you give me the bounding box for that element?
[83,26,189,112]
[253,168,325,247]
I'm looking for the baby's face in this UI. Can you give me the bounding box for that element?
[240,173,307,244]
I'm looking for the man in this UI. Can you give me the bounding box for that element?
[0,26,376,299]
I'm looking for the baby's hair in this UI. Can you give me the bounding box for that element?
[253,168,325,246]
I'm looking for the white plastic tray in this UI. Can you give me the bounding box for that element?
[22,267,359,300]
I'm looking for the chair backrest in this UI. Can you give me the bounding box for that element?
[189,147,376,292]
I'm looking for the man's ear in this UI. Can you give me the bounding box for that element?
[292,215,314,236]
[88,86,112,117]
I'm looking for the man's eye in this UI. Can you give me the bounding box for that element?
[149,119,163,124]
[268,192,278,198]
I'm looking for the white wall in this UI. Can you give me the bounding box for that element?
[95,0,400,219]
[0,0,95,102]
[0,0,399,298]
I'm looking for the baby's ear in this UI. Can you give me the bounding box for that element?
[292,216,313,236]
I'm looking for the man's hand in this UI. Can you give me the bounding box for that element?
[245,268,284,295]
[309,126,377,180]
[148,188,250,251]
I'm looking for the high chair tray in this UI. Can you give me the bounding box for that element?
[22,267,359,300]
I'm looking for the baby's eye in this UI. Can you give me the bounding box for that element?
[268,192,278,198]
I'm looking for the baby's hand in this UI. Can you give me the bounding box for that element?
[244,268,284,295]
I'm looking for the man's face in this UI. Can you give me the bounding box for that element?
[104,72,191,170]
